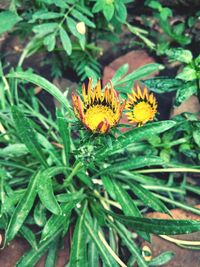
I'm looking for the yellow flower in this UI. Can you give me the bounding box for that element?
[125,84,157,126]
[72,78,125,134]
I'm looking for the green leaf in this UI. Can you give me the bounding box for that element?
[149,251,174,266]
[129,181,171,215]
[159,18,190,45]
[56,190,85,203]
[92,0,104,13]
[113,181,142,216]
[41,201,78,242]
[120,171,164,185]
[5,172,39,244]
[193,130,200,147]
[107,211,200,235]
[0,11,21,35]
[112,180,150,241]
[111,63,129,85]
[166,48,193,63]
[97,121,176,158]
[175,82,197,106]
[115,1,127,23]
[8,71,72,113]
[0,144,28,158]
[69,202,88,267]
[20,226,38,250]
[43,33,56,52]
[103,3,115,21]
[71,9,95,28]
[56,110,71,166]
[67,17,86,49]
[116,63,164,88]
[17,231,62,267]
[34,202,46,227]
[37,167,65,215]
[33,23,58,36]
[59,27,72,55]
[110,221,148,267]
[142,77,183,93]
[45,236,60,267]
[176,66,197,81]
[11,105,47,167]
[85,216,117,267]
[102,176,115,200]
[88,219,99,266]
[96,156,165,177]
[32,11,64,20]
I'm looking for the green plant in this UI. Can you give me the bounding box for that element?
[0,0,133,80]
[1,63,200,266]
[143,48,200,106]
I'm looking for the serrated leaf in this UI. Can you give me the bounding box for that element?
[59,27,72,55]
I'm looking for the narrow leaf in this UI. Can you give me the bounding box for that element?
[129,181,171,215]
[97,121,176,158]
[59,27,72,55]
[108,211,200,235]
[69,202,88,267]
[11,106,47,167]
[5,172,39,243]
[37,167,65,215]
[8,71,72,113]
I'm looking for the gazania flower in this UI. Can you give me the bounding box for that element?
[125,84,157,126]
[72,78,125,134]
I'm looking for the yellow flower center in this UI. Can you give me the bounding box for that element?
[133,101,154,123]
[84,105,115,131]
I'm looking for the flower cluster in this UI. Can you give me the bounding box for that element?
[72,78,157,134]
